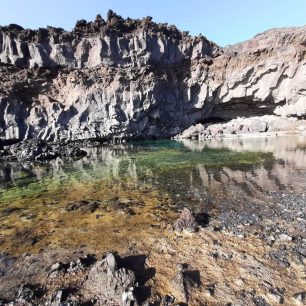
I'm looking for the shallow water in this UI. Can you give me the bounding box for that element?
[1,135,306,256]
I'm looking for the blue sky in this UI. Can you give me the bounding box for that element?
[0,0,305,46]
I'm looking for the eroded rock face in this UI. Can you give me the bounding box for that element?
[0,12,217,69]
[84,253,137,305]
[0,12,305,142]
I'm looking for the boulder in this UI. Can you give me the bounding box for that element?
[84,252,138,305]
[173,208,199,233]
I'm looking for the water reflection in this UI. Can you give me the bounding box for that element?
[1,136,306,197]
[0,135,306,255]
[0,136,306,194]
[181,136,306,195]
[179,135,306,169]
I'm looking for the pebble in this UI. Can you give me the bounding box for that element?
[278,234,293,242]
[293,291,306,303]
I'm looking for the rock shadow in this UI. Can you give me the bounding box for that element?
[195,212,210,227]
[118,254,156,303]
[184,270,201,288]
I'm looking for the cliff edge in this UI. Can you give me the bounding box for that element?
[0,11,305,142]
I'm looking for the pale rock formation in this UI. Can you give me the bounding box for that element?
[175,115,306,139]
[0,12,305,143]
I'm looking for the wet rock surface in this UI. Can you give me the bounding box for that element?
[65,200,101,214]
[0,197,305,306]
[1,184,305,305]
[0,139,89,162]
[0,214,305,306]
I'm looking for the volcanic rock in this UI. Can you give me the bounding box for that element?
[84,252,137,305]
[173,208,199,233]
[0,12,305,143]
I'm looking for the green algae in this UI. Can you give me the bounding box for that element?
[0,143,273,204]
[0,140,277,256]
[130,146,273,170]
[0,177,176,256]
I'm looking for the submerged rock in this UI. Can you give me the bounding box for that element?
[65,200,100,214]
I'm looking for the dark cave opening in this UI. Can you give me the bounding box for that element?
[196,116,229,125]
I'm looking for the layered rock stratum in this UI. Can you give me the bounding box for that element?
[0,11,306,143]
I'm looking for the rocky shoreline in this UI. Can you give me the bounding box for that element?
[174,115,306,140]
[0,139,88,162]
[1,125,306,164]
[0,137,305,305]
[0,200,305,305]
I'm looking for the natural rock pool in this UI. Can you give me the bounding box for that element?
[0,135,306,304]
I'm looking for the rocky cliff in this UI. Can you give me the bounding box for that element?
[0,11,306,143]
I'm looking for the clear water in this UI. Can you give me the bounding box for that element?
[0,136,306,255]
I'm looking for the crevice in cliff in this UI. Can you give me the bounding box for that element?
[208,97,287,121]
[196,116,228,125]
